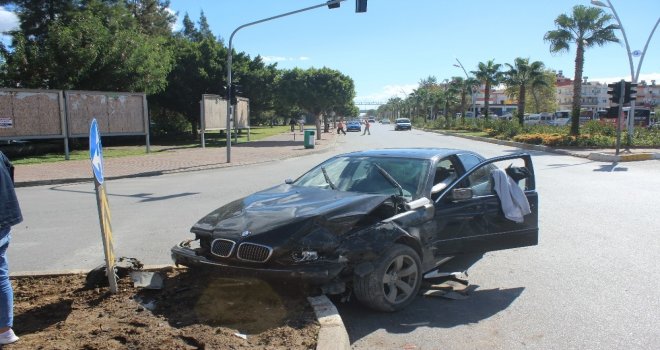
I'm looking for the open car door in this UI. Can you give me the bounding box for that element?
[432,153,538,256]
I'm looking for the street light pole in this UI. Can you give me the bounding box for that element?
[591,0,660,148]
[225,0,346,163]
[454,58,476,117]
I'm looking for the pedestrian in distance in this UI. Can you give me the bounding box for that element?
[0,151,22,345]
[298,119,304,132]
[362,119,371,135]
[289,118,296,132]
[337,120,346,135]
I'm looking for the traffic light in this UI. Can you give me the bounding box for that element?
[623,82,637,104]
[327,1,340,9]
[607,82,622,105]
[230,84,241,105]
[356,0,368,12]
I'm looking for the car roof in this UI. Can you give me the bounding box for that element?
[340,148,480,160]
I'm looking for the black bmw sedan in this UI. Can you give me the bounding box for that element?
[172,148,538,311]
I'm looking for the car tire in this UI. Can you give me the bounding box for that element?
[353,244,422,312]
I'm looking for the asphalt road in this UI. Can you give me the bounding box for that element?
[10,123,660,349]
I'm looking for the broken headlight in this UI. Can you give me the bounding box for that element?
[291,250,319,262]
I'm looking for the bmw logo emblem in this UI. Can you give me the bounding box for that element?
[241,230,251,237]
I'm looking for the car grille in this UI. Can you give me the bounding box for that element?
[237,243,273,263]
[210,239,235,257]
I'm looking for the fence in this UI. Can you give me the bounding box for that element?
[0,88,149,159]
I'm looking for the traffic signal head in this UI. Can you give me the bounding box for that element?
[607,82,622,105]
[230,84,241,105]
[356,0,367,12]
[327,1,340,9]
[623,82,637,104]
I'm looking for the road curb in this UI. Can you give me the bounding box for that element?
[426,129,659,162]
[11,265,349,349]
[307,295,351,350]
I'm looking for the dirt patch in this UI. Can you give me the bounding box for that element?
[8,268,319,349]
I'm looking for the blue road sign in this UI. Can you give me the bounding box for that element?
[89,119,104,184]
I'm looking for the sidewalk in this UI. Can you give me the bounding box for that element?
[14,131,339,187]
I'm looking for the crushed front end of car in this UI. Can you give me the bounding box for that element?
[171,184,408,293]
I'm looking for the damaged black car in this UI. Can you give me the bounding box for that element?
[171,148,538,311]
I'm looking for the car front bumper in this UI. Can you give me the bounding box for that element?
[171,241,345,285]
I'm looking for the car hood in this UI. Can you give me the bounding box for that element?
[192,184,391,239]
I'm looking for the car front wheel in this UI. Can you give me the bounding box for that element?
[353,244,422,312]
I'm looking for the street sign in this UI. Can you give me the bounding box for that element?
[89,119,104,184]
[89,118,117,293]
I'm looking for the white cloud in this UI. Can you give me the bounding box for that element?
[589,72,660,84]
[356,83,419,103]
[165,7,182,32]
[0,6,19,33]
[261,56,312,63]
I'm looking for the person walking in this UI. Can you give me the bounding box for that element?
[362,119,371,135]
[337,120,346,135]
[0,151,22,345]
[289,118,296,132]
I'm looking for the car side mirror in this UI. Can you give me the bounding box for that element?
[431,183,448,194]
[285,178,294,184]
[404,197,431,211]
[449,188,473,201]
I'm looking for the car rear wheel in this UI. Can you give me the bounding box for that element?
[353,244,422,312]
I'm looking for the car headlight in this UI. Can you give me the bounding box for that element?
[291,250,319,262]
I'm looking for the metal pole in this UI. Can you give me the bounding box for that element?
[455,58,475,117]
[593,0,659,147]
[616,80,625,155]
[225,0,345,163]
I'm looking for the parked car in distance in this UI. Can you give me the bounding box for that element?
[171,148,539,312]
[524,114,542,125]
[368,118,376,123]
[381,119,391,124]
[394,118,412,131]
[346,121,362,132]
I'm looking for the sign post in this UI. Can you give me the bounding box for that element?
[89,118,118,293]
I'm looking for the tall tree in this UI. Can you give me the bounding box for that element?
[278,67,356,140]
[504,57,547,125]
[126,0,176,36]
[472,59,503,119]
[544,5,619,135]
[1,0,173,93]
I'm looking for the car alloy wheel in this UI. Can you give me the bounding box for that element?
[382,254,418,304]
[353,244,422,311]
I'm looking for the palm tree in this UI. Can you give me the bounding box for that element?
[452,76,480,122]
[544,5,619,135]
[472,60,503,119]
[504,58,547,125]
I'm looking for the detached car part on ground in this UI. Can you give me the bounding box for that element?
[172,148,538,312]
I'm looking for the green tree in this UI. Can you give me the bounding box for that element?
[503,57,547,125]
[152,35,226,133]
[126,0,176,36]
[278,67,356,140]
[1,0,173,93]
[544,5,619,135]
[472,59,503,119]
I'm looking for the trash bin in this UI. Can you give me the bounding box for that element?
[304,129,315,149]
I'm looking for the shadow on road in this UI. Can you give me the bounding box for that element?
[335,286,524,344]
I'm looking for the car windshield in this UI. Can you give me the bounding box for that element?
[294,156,430,200]
[396,118,410,123]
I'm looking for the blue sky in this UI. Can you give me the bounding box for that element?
[2,0,659,105]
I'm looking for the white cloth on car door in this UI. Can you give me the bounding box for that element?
[491,169,531,223]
